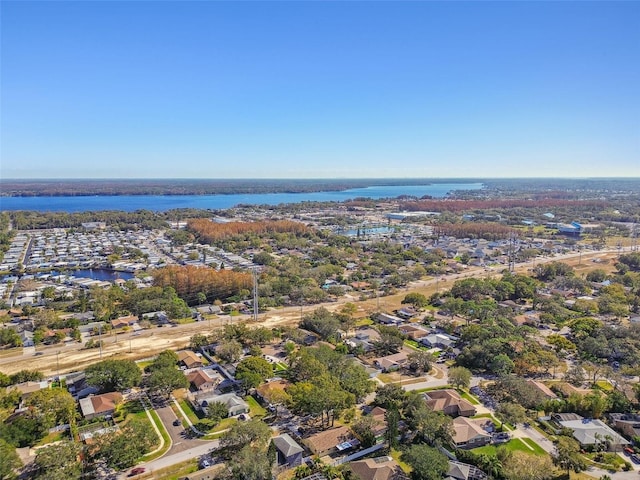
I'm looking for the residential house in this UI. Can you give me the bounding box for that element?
[397,325,429,340]
[272,433,305,467]
[452,417,491,449]
[79,392,123,420]
[110,315,137,329]
[12,380,49,399]
[187,369,223,392]
[396,307,418,320]
[555,382,593,397]
[552,414,629,451]
[419,333,458,350]
[373,352,409,372]
[178,350,204,370]
[19,330,34,347]
[304,426,356,457]
[446,461,487,480]
[497,300,524,313]
[141,310,169,324]
[424,390,476,417]
[65,371,99,399]
[344,332,379,353]
[196,304,223,316]
[609,413,640,439]
[526,380,558,399]
[376,313,403,326]
[193,392,249,417]
[349,456,406,480]
[368,406,388,437]
[256,379,292,405]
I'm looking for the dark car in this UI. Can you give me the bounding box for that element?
[173,419,182,426]
[128,467,146,476]
[630,454,640,464]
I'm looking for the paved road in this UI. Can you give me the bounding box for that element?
[119,441,220,479]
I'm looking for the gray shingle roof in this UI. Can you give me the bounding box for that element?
[273,433,304,457]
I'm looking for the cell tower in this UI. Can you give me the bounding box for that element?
[252,267,259,322]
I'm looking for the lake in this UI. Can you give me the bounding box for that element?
[0,183,483,212]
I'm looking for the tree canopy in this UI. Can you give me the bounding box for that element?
[85,359,142,392]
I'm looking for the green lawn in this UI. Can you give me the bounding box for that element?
[203,417,237,437]
[390,448,412,473]
[155,461,200,480]
[473,438,546,456]
[594,380,613,392]
[355,318,374,327]
[136,360,153,371]
[178,399,202,424]
[459,390,480,405]
[584,451,628,470]
[35,429,68,446]
[117,399,146,422]
[246,395,266,418]
[141,408,172,461]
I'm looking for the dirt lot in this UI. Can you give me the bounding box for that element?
[0,249,621,376]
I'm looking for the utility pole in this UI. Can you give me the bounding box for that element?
[56,350,60,380]
[508,232,518,272]
[252,267,259,322]
[98,323,102,359]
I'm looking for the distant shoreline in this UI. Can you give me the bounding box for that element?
[0,178,480,197]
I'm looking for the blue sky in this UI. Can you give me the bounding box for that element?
[1,1,639,179]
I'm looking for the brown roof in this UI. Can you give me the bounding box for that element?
[92,392,123,414]
[556,382,594,397]
[398,325,429,339]
[304,426,353,455]
[13,381,47,396]
[187,369,220,388]
[424,389,475,416]
[111,316,137,328]
[369,406,388,435]
[374,352,408,370]
[527,380,558,399]
[349,457,403,480]
[452,417,491,445]
[178,350,202,368]
[256,379,291,402]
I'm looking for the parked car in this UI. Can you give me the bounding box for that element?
[173,419,181,426]
[128,467,145,477]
